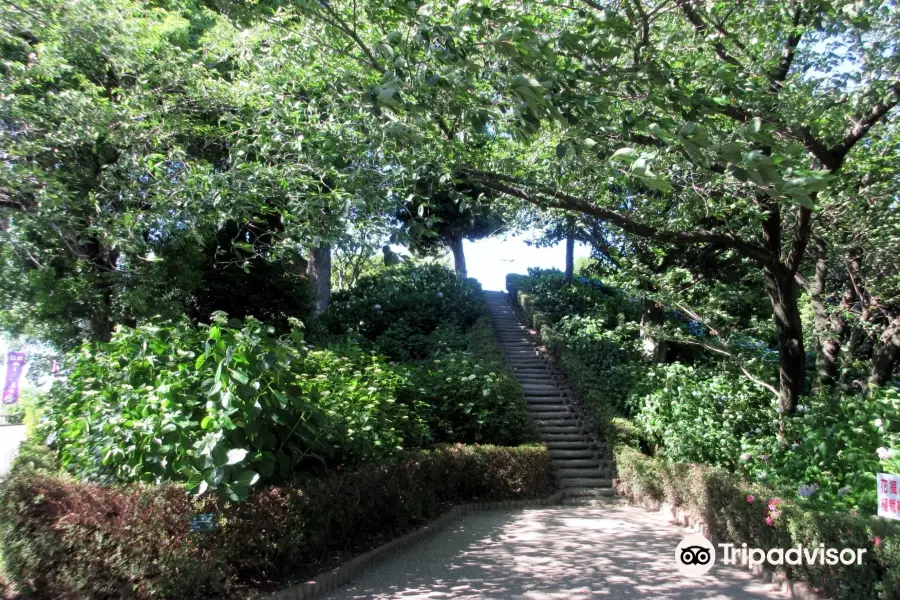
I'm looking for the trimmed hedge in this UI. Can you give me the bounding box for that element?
[616,449,900,599]
[0,442,553,599]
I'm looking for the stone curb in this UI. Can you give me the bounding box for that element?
[617,486,826,600]
[264,492,563,600]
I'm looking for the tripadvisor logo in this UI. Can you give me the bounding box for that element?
[675,534,869,577]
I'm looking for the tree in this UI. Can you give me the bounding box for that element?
[397,172,505,278]
[295,0,899,415]
[0,0,382,344]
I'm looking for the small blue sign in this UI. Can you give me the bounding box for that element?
[190,513,216,533]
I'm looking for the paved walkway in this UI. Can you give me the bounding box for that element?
[322,504,786,599]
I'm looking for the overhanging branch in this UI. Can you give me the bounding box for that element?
[464,169,777,268]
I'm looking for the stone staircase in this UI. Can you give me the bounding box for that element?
[484,291,617,506]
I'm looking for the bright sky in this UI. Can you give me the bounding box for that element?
[464,232,592,292]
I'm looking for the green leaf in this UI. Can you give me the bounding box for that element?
[610,147,638,162]
[226,448,248,465]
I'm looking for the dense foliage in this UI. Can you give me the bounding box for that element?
[0,441,552,600]
[38,265,534,499]
[323,263,484,360]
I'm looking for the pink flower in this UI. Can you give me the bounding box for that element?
[875,536,883,548]
[765,516,774,526]
[746,495,755,503]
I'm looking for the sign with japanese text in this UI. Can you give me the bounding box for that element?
[2,352,26,405]
[877,473,900,520]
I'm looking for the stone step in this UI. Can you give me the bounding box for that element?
[539,425,584,435]
[541,432,588,441]
[556,467,610,479]
[561,496,626,507]
[563,487,616,497]
[516,376,556,383]
[552,458,601,469]
[523,389,564,397]
[559,477,613,488]
[525,396,566,404]
[528,406,574,421]
[535,416,578,425]
[548,449,596,459]
[545,440,592,450]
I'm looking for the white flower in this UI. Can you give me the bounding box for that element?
[875,418,884,428]
[838,486,850,496]
[877,447,894,460]
[373,304,382,310]
[755,428,762,434]
[740,453,753,462]
[366,386,377,393]
[791,443,800,450]
[437,291,444,298]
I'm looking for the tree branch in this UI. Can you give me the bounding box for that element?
[676,0,742,68]
[785,204,812,274]
[465,169,777,268]
[771,2,804,91]
[829,81,900,166]
[315,3,386,75]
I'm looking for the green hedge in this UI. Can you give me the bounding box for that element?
[0,442,553,599]
[616,448,900,599]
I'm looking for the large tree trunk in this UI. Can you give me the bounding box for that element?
[870,317,900,387]
[307,244,332,314]
[640,298,668,363]
[564,223,575,284]
[764,267,806,415]
[809,237,843,386]
[449,235,467,279]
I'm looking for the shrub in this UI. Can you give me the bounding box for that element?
[403,352,535,446]
[0,444,553,599]
[737,386,900,515]
[635,363,774,469]
[41,314,428,499]
[323,263,485,361]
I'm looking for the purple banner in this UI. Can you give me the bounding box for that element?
[2,352,26,405]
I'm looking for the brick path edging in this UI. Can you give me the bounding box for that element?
[615,484,826,600]
[264,493,563,600]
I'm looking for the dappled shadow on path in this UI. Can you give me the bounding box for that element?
[323,505,786,600]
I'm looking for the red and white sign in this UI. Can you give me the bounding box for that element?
[877,473,900,520]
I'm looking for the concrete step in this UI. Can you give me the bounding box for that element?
[528,406,574,421]
[535,416,579,425]
[556,467,610,479]
[539,425,584,435]
[552,458,601,469]
[559,477,613,488]
[541,433,588,441]
[563,487,615,497]
[545,440,592,450]
[525,398,566,406]
[548,449,596,459]
[561,496,627,507]
[523,389,565,397]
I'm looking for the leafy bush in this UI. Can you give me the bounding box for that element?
[41,314,427,499]
[737,386,900,515]
[403,352,535,446]
[324,263,485,360]
[635,363,774,469]
[0,444,553,600]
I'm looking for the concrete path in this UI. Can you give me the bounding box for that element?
[322,504,786,599]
